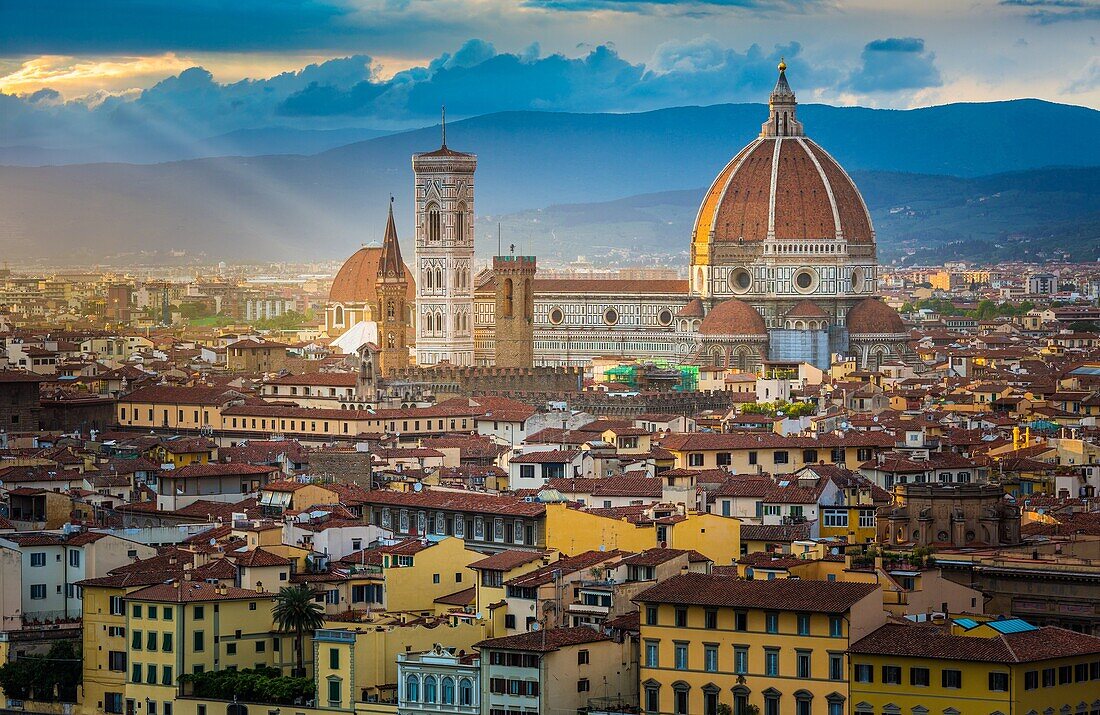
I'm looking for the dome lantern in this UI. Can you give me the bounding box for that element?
[760,59,803,138]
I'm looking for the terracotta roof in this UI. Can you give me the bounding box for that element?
[169,463,277,479]
[505,550,627,588]
[620,547,709,567]
[635,572,878,613]
[695,131,873,246]
[231,548,292,567]
[125,581,271,602]
[470,549,547,572]
[119,385,242,406]
[267,373,358,386]
[786,299,829,319]
[329,246,415,304]
[699,299,768,336]
[850,621,1100,663]
[677,298,705,318]
[434,587,476,606]
[360,488,546,517]
[847,297,906,335]
[476,626,609,653]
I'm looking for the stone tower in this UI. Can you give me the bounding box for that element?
[412,115,476,366]
[493,255,536,367]
[375,199,411,376]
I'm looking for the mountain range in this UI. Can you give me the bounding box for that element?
[0,99,1097,265]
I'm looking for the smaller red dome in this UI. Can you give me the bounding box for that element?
[699,299,768,336]
[677,298,705,318]
[785,299,828,319]
[846,297,905,334]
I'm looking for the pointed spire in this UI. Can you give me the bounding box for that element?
[377,196,405,280]
[760,58,804,138]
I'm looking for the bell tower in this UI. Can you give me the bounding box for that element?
[375,198,410,376]
[412,109,477,366]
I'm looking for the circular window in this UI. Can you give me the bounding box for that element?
[851,267,863,292]
[603,307,619,326]
[728,268,753,294]
[548,307,564,325]
[657,308,673,327]
[794,269,816,293]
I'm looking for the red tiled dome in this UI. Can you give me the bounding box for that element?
[699,299,768,336]
[692,65,874,250]
[329,246,415,304]
[677,298,705,318]
[693,138,873,246]
[846,297,905,334]
[785,299,829,319]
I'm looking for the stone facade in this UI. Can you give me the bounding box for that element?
[389,366,582,399]
[0,371,42,434]
[879,483,1021,548]
[412,137,477,366]
[492,255,536,368]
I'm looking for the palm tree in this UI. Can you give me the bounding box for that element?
[273,584,326,677]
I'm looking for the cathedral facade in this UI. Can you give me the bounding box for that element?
[327,64,910,373]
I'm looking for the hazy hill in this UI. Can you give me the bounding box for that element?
[0,99,1097,264]
[491,166,1100,266]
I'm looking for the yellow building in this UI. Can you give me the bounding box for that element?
[660,432,894,473]
[123,581,284,715]
[634,572,885,715]
[848,618,1100,715]
[313,618,487,705]
[543,502,741,565]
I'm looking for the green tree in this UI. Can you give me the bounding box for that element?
[0,641,82,703]
[273,584,326,677]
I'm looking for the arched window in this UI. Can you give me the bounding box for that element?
[711,348,724,368]
[436,310,444,335]
[405,674,419,702]
[503,278,514,318]
[737,349,749,372]
[435,267,443,290]
[423,675,437,703]
[333,305,344,325]
[459,678,473,706]
[441,677,455,705]
[387,332,395,349]
[455,202,466,242]
[387,300,395,319]
[427,203,441,241]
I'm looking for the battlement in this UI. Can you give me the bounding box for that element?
[494,255,537,270]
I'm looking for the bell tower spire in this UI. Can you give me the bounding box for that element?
[760,59,804,138]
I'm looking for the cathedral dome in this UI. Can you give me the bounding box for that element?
[699,298,768,336]
[692,65,874,250]
[846,297,906,334]
[329,246,415,304]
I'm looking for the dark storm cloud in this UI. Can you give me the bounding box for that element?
[999,0,1100,23]
[0,0,367,54]
[521,0,822,12]
[845,37,942,93]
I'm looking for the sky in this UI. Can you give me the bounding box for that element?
[0,0,1098,151]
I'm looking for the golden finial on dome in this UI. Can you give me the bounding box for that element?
[778,58,787,73]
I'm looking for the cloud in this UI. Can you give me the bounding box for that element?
[521,0,822,14]
[0,0,357,54]
[845,37,942,93]
[1065,56,1100,92]
[999,0,1100,23]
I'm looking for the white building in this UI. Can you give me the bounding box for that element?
[397,645,480,715]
